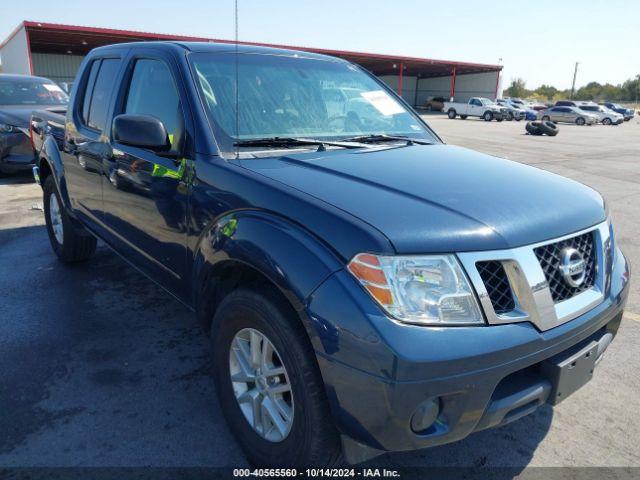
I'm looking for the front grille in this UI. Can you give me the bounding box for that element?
[476,261,515,314]
[534,232,596,303]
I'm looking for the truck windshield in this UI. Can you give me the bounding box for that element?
[0,79,69,106]
[190,52,437,156]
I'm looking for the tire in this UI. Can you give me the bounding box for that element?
[483,111,493,121]
[515,117,523,122]
[43,175,97,263]
[602,118,612,125]
[525,121,543,135]
[460,115,468,119]
[506,112,514,121]
[541,115,550,122]
[447,109,456,119]
[426,104,433,111]
[576,117,586,126]
[496,118,504,122]
[211,288,342,467]
[538,121,559,136]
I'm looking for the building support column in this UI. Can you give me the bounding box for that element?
[449,67,457,101]
[494,70,501,100]
[397,62,404,98]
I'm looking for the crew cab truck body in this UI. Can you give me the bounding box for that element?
[444,97,506,121]
[32,42,630,466]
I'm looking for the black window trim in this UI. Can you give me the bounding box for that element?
[74,55,122,137]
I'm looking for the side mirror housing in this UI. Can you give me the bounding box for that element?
[112,114,171,152]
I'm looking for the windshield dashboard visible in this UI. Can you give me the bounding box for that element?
[189,52,439,157]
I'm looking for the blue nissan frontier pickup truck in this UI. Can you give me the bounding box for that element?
[31,41,630,466]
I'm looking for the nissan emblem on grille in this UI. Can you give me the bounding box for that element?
[559,247,587,287]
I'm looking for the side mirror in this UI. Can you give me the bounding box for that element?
[112,114,171,152]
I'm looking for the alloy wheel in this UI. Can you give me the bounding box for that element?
[49,193,64,245]
[229,328,294,442]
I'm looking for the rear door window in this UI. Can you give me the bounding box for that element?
[87,58,121,132]
[80,60,100,124]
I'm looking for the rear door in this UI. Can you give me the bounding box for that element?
[102,50,193,295]
[62,57,122,224]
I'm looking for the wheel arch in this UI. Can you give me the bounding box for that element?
[192,210,345,355]
[37,137,72,210]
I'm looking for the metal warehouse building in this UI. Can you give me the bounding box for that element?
[0,21,502,106]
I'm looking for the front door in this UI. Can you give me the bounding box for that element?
[102,54,192,295]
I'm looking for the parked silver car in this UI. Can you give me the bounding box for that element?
[577,103,624,125]
[539,106,597,125]
[496,99,525,121]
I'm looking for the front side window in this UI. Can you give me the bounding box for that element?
[0,78,68,106]
[87,58,121,132]
[190,53,437,156]
[123,59,183,149]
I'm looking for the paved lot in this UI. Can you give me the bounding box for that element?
[1,116,639,472]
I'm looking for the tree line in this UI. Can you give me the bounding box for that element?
[504,75,640,103]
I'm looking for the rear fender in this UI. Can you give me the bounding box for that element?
[38,136,72,211]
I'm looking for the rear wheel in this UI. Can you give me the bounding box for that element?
[43,175,96,263]
[447,109,457,119]
[211,288,342,466]
[460,115,468,119]
[506,112,514,121]
[576,117,586,126]
[541,115,550,122]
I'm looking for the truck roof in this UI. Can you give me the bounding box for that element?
[89,40,347,63]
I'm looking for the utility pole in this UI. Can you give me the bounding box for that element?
[570,62,579,99]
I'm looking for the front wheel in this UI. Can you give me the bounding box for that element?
[506,112,514,121]
[460,115,468,119]
[211,288,342,466]
[576,117,586,126]
[602,118,612,125]
[483,111,493,121]
[541,115,550,122]
[43,176,97,263]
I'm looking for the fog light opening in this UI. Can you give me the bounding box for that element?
[410,398,441,434]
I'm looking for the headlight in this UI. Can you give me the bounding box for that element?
[0,123,16,133]
[348,253,484,326]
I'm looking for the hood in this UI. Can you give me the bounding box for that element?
[0,105,63,128]
[240,144,606,254]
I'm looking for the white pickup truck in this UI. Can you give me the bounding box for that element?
[444,97,506,121]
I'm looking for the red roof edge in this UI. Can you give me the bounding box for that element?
[2,20,502,72]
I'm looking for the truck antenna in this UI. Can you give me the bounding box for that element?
[235,0,239,159]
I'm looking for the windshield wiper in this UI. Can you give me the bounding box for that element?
[234,137,364,150]
[340,134,432,145]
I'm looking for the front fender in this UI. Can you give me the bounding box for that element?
[39,136,72,211]
[192,210,344,352]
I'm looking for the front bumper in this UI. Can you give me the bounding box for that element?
[306,246,629,454]
[0,130,35,173]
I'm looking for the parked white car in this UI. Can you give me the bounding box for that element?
[444,97,506,121]
[577,103,624,125]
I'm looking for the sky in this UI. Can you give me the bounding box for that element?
[0,0,638,90]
